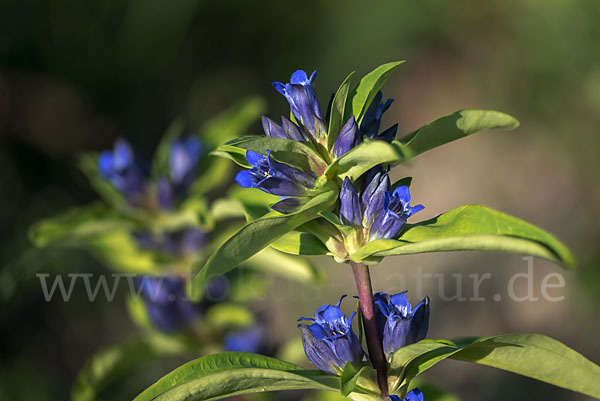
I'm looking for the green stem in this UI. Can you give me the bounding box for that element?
[351,261,388,397]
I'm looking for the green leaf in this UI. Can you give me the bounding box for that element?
[244,246,326,285]
[270,231,330,256]
[86,230,161,274]
[351,205,575,267]
[328,72,355,150]
[28,202,126,247]
[192,190,338,292]
[224,135,328,174]
[133,352,339,401]
[398,109,519,157]
[326,140,412,181]
[391,334,600,399]
[199,96,266,149]
[72,333,192,401]
[348,61,405,125]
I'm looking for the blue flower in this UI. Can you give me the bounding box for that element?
[339,177,362,227]
[262,116,307,142]
[369,185,424,241]
[374,291,430,357]
[98,138,148,204]
[297,295,365,374]
[235,150,316,196]
[333,116,360,159]
[273,70,326,139]
[389,389,424,401]
[360,91,398,143]
[169,136,203,189]
[136,276,202,332]
[224,325,265,353]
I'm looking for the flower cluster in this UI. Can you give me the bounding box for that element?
[339,169,424,254]
[298,292,428,396]
[235,69,397,199]
[99,136,203,210]
[136,275,265,354]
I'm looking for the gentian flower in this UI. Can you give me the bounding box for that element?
[261,115,307,142]
[235,150,317,196]
[273,70,327,140]
[333,117,360,159]
[374,291,430,357]
[224,325,265,353]
[338,171,422,245]
[169,136,203,190]
[98,138,148,204]
[369,185,424,241]
[297,295,364,375]
[389,389,424,401]
[136,276,202,332]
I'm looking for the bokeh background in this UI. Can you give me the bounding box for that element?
[1,0,599,400]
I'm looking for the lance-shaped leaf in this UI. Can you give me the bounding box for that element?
[389,334,600,399]
[397,109,519,157]
[133,352,339,401]
[220,135,328,174]
[348,61,405,125]
[72,333,193,401]
[28,202,127,247]
[326,140,412,181]
[193,190,338,291]
[328,72,355,150]
[351,205,575,267]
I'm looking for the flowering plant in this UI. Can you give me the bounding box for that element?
[132,62,600,401]
[29,98,325,401]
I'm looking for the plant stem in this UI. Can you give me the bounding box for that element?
[351,261,388,397]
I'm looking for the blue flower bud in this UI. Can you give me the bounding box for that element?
[369,185,424,241]
[273,70,325,138]
[360,91,395,141]
[333,116,359,158]
[235,150,316,197]
[389,388,424,401]
[136,276,202,332]
[360,168,390,227]
[374,291,430,357]
[98,138,148,204]
[224,325,265,353]
[298,295,365,374]
[169,136,203,189]
[340,177,362,227]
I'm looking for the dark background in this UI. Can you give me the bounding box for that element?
[1,1,599,400]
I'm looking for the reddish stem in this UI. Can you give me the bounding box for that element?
[351,261,388,397]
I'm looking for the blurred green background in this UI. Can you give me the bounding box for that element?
[1,0,599,400]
